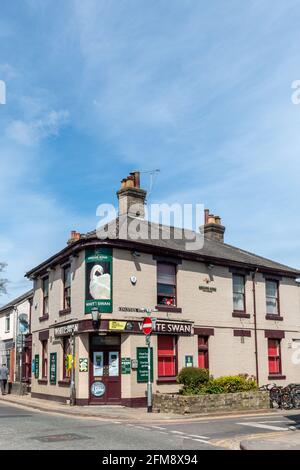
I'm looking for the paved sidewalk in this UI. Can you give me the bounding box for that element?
[0,393,278,423]
[240,432,300,450]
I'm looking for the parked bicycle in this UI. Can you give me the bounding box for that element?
[259,383,300,410]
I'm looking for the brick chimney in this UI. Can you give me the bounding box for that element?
[200,209,225,242]
[67,230,81,245]
[117,171,147,218]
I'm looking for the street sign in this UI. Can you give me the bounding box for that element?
[142,317,153,335]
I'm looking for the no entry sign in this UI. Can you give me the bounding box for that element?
[142,317,153,335]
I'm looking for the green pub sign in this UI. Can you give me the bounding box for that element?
[34,354,39,379]
[137,347,153,383]
[49,353,57,385]
[121,357,131,375]
[85,248,112,313]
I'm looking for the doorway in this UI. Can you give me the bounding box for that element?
[89,334,121,404]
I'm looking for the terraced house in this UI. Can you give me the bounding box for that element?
[25,172,300,406]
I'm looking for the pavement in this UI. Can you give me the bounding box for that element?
[1,394,300,449]
[0,392,279,423]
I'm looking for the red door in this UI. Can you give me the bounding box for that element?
[89,335,121,404]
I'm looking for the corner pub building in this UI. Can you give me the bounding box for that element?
[26,172,300,406]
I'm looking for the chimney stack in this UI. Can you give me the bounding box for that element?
[117,171,146,218]
[200,209,225,242]
[67,230,81,245]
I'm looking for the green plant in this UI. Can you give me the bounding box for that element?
[177,370,258,395]
[201,375,257,394]
[177,367,210,394]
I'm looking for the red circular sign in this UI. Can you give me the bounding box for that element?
[142,317,153,335]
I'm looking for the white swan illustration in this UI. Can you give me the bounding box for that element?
[89,264,111,300]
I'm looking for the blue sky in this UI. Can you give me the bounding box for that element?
[1,0,300,304]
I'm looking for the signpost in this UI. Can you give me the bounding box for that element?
[142,316,153,413]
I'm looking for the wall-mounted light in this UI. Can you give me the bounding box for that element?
[91,307,101,328]
[132,251,141,258]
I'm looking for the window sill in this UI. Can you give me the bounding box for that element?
[38,379,48,385]
[265,314,283,321]
[39,314,49,322]
[232,311,250,319]
[268,375,286,380]
[156,377,177,384]
[155,305,182,313]
[58,379,71,387]
[59,308,71,316]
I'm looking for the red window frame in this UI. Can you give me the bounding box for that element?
[63,336,71,379]
[157,336,177,378]
[157,263,177,306]
[268,339,282,375]
[42,340,48,378]
[198,336,209,369]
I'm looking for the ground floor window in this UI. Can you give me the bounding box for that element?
[41,340,48,378]
[63,336,72,379]
[157,335,177,377]
[268,339,282,375]
[198,336,209,369]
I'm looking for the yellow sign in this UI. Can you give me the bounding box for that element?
[66,355,76,370]
[109,321,127,331]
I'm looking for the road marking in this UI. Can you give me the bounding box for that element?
[170,430,184,435]
[257,420,288,423]
[191,438,214,444]
[133,425,151,431]
[237,422,288,431]
[185,434,209,440]
[113,421,121,424]
[151,426,167,430]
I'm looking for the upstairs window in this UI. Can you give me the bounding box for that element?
[157,336,177,377]
[63,265,71,309]
[5,315,10,333]
[42,277,49,316]
[232,274,245,312]
[157,263,176,306]
[266,280,279,315]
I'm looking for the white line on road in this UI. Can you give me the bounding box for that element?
[170,430,185,434]
[185,434,209,440]
[151,426,167,430]
[191,438,214,445]
[237,422,288,431]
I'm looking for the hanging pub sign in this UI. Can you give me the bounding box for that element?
[85,248,112,313]
[49,353,57,385]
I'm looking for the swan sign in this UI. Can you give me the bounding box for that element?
[85,248,113,313]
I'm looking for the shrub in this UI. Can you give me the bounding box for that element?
[201,375,257,394]
[177,367,209,394]
[177,370,257,395]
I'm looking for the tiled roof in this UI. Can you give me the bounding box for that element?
[0,289,33,313]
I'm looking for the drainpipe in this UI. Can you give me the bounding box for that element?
[252,269,259,386]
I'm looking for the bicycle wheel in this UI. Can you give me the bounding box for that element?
[281,392,293,410]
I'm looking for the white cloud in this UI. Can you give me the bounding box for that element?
[5,109,70,146]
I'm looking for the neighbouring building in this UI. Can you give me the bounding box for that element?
[0,290,33,387]
[25,172,300,406]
